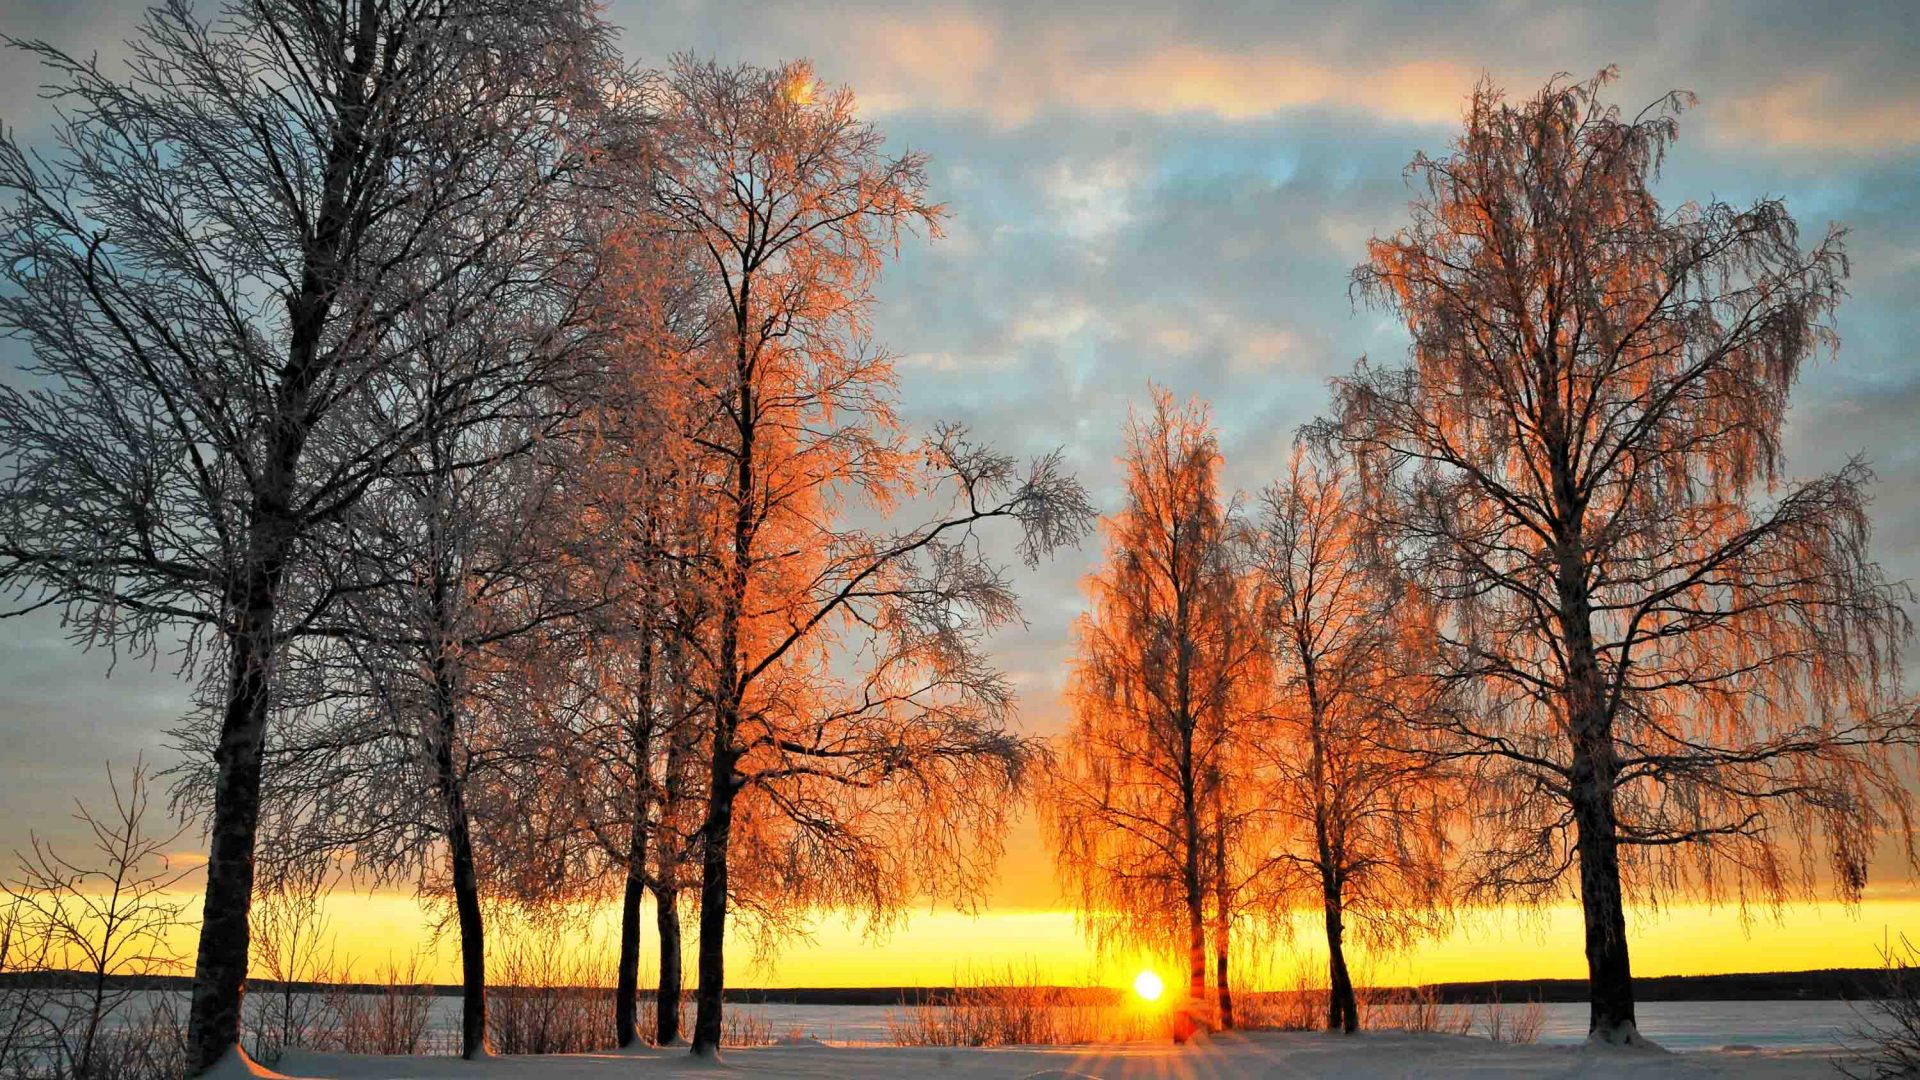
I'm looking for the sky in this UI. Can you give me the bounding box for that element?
[1,0,1918,988]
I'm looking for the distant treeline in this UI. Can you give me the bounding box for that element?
[0,969,1887,1004]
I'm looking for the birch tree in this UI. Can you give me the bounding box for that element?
[0,2,622,1066]
[1043,390,1262,1030]
[642,56,1092,1056]
[1320,68,1919,1044]
[1250,450,1454,1033]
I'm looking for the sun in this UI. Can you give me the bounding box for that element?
[1132,969,1165,1003]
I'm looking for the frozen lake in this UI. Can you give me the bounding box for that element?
[69,991,1871,1053]
[411,997,1866,1050]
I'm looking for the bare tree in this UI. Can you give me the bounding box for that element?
[0,0,625,1069]
[637,56,1092,1057]
[245,868,334,1064]
[1318,68,1919,1044]
[519,221,715,1050]
[0,894,53,1076]
[1249,450,1454,1033]
[1042,389,1263,1032]
[1,761,189,1080]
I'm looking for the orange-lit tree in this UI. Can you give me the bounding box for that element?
[1249,450,1452,1033]
[517,221,717,1049]
[1321,68,1919,1044]
[645,57,1092,1056]
[1044,390,1262,1029]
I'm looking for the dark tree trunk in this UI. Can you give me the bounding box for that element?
[186,566,283,1072]
[1212,780,1234,1030]
[446,808,488,1059]
[652,881,683,1045]
[615,850,647,1048]
[183,32,372,1064]
[1179,718,1206,1023]
[428,668,487,1059]
[1550,442,1639,1045]
[1181,794,1207,1019]
[616,660,655,1049]
[691,329,755,1059]
[1324,889,1358,1033]
[652,647,693,1049]
[689,749,736,1056]
[1213,935,1233,1031]
[1572,759,1635,1041]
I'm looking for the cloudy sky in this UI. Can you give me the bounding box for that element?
[1,0,1918,980]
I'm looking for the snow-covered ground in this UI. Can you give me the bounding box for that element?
[260,1030,1859,1079]
[609,999,1860,1050]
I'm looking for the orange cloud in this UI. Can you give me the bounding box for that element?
[1711,73,1920,152]
[832,11,1475,128]
[1055,48,1471,127]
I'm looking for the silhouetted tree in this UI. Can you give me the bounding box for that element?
[1320,68,1918,1044]
[1250,450,1454,1033]
[0,1,623,1068]
[642,57,1092,1056]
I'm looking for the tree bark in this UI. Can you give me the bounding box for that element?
[618,860,648,1045]
[652,643,691,1048]
[689,750,735,1056]
[691,312,755,1058]
[1181,771,1206,1018]
[616,657,655,1049]
[1572,757,1635,1041]
[429,681,489,1059]
[183,28,371,1066]
[1211,778,1234,1030]
[652,880,682,1045]
[1550,439,1640,1045]
[1213,929,1233,1031]
[1324,889,1358,1033]
[615,829,648,1048]
[186,565,283,1072]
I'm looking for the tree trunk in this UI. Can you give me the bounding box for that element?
[1324,888,1358,1033]
[186,597,279,1072]
[1211,778,1234,1030]
[447,810,488,1059]
[615,852,647,1048]
[429,680,488,1059]
[1181,802,1206,1018]
[691,323,754,1058]
[184,61,359,1064]
[652,642,691,1049]
[1213,931,1233,1031]
[689,754,735,1056]
[1551,449,1640,1045]
[653,881,683,1045]
[1572,762,1636,1042]
[616,665,655,1049]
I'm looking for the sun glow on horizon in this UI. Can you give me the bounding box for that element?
[1133,969,1164,1002]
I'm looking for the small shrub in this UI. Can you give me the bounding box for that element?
[486,936,613,1055]
[1479,993,1544,1044]
[1366,984,1472,1035]
[316,960,436,1055]
[720,1009,774,1048]
[1235,960,1329,1031]
[0,761,190,1080]
[1840,935,1920,1079]
[885,965,1158,1047]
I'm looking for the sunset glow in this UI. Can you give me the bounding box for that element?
[0,1,1916,1076]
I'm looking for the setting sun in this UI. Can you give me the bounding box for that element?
[0,0,1915,1077]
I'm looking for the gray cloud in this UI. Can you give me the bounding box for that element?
[0,0,1915,874]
